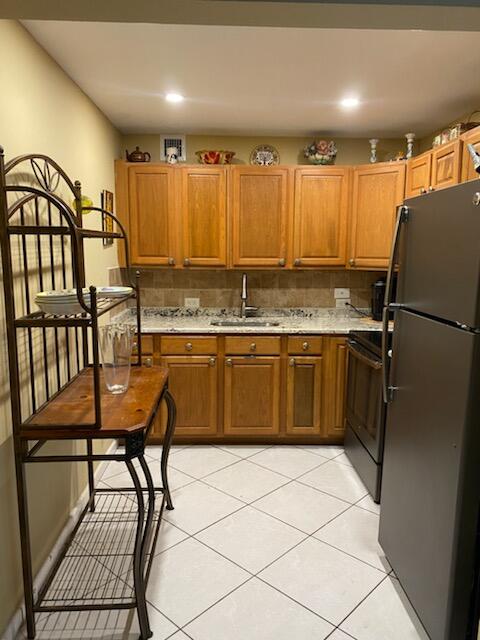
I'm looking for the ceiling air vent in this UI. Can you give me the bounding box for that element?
[160,135,186,162]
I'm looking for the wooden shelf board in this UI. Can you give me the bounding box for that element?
[22,366,168,440]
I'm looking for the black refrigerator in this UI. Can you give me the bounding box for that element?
[379,180,480,640]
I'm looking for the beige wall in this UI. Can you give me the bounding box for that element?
[0,20,121,634]
[123,133,405,166]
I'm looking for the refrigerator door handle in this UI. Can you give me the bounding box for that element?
[382,205,409,403]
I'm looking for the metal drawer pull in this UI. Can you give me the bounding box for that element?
[144,357,153,368]
[209,357,216,366]
[249,342,256,352]
[226,358,233,367]
[289,358,296,367]
[302,341,309,351]
[349,258,355,266]
[185,342,193,351]
[278,258,286,267]
[183,257,191,266]
[168,257,175,266]
[294,258,301,267]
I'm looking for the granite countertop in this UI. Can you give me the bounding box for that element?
[112,307,383,335]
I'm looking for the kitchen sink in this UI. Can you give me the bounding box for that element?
[210,320,280,327]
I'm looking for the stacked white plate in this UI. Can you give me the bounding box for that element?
[35,286,133,316]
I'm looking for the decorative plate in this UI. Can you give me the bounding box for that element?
[250,145,280,166]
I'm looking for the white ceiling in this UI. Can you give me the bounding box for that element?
[23,21,480,137]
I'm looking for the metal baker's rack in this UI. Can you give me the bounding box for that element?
[0,148,176,640]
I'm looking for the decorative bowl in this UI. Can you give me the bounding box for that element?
[304,139,337,165]
[196,150,236,164]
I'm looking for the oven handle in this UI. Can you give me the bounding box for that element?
[347,340,382,370]
[382,204,409,403]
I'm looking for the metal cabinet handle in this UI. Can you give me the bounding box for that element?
[144,357,153,368]
[185,342,193,351]
[302,341,309,351]
[349,258,355,266]
[289,358,296,367]
[209,357,216,366]
[428,186,435,192]
[249,342,256,352]
[420,188,427,195]
[278,258,286,267]
[226,358,233,367]
[183,257,191,266]
[168,257,175,266]
[294,258,301,267]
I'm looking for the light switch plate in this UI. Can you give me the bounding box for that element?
[184,297,200,308]
[334,288,350,299]
[336,298,351,308]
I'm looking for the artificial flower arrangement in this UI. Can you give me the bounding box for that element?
[304,139,337,165]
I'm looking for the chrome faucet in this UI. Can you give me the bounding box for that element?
[240,273,258,319]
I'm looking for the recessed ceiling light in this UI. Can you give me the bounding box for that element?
[165,92,184,103]
[340,97,360,109]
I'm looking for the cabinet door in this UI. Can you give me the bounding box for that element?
[405,152,432,198]
[461,126,480,183]
[286,356,323,435]
[349,162,406,269]
[431,140,461,191]
[224,356,280,435]
[322,338,348,439]
[181,167,227,267]
[158,355,218,436]
[128,165,177,265]
[230,167,291,267]
[293,167,349,267]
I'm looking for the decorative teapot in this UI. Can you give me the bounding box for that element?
[125,146,151,162]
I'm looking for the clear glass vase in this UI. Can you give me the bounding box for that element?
[99,324,135,394]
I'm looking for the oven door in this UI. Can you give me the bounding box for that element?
[346,338,386,462]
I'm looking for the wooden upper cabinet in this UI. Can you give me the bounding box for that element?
[292,167,350,267]
[461,126,480,183]
[180,166,227,267]
[230,167,291,268]
[128,165,177,266]
[349,162,406,270]
[405,151,432,198]
[431,139,461,191]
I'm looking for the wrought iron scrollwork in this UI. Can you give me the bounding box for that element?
[30,158,61,193]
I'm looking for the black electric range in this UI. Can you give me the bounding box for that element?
[344,329,392,503]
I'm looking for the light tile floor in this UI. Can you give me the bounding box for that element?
[17,444,429,640]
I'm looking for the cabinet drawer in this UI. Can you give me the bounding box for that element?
[287,336,323,355]
[133,334,153,355]
[224,336,281,355]
[161,336,217,355]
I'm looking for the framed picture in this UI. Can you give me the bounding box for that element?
[101,189,114,246]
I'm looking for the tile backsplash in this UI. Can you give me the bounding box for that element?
[111,268,384,310]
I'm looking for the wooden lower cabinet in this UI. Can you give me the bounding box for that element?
[158,355,218,437]
[322,337,348,438]
[286,356,323,435]
[224,356,280,436]
[148,333,347,443]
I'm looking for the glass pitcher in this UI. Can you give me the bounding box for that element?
[99,324,135,394]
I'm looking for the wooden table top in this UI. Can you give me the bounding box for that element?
[22,366,169,440]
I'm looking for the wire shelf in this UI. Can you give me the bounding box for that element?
[14,292,136,328]
[36,489,165,612]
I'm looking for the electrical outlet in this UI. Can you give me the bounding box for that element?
[336,298,351,309]
[184,297,200,308]
[334,288,350,299]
